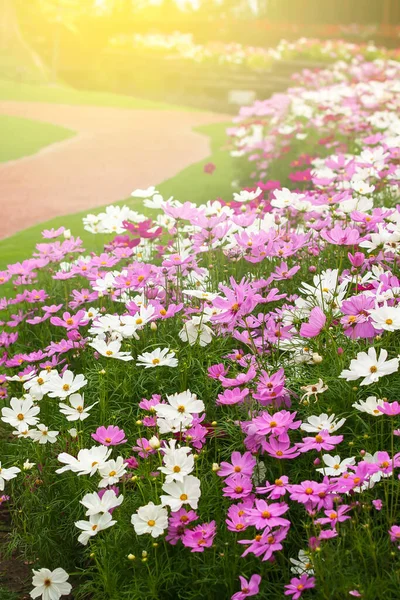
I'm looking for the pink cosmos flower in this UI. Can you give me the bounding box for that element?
[166,508,198,545]
[340,294,376,339]
[251,410,301,436]
[289,481,328,507]
[239,526,289,560]
[299,307,326,338]
[208,363,228,380]
[204,162,216,174]
[218,452,257,478]
[388,525,400,543]
[321,225,360,246]
[297,430,343,453]
[219,366,257,388]
[372,499,383,511]
[231,574,261,600]
[378,401,400,416]
[181,521,216,552]
[315,505,351,528]
[284,574,316,599]
[222,474,253,499]
[50,310,88,330]
[256,476,289,499]
[217,388,249,405]
[244,499,290,529]
[91,425,127,446]
[132,438,156,458]
[261,436,300,460]
[226,501,253,533]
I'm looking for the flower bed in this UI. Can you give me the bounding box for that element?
[107,33,400,72]
[1,54,400,600]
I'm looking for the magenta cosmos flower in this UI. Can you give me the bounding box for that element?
[284,574,316,599]
[91,425,127,446]
[231,574,261,600]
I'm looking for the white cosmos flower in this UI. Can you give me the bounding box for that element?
[89,338,133,361]
[182,289,220,301]
[131,186,157,198]
[158,441,194,483]
[6,371,35,382]
[80,489,123,516]
[29,424,59,445]
[59,393,98,422]
[56,446,111,476]
[75,512,116,546]
[23,459,35,471]
[156,414,193,435]
[23,370,55,400]
[1,397,40,431]
[300,413,346,433]
[290,550,314,575]
[160,475,201,511]
[0,462,21,491]
[84,307,100,320]
[352,396,385,416]
[155,390,205,423]
[300,379,328,401]
[136,347,178,368]
[316,454,356,476]
[30,567,72,599]
[178,317,214,346]
[369,304,400,332]
[98,457,127,488]
[46,370,87,399]
[339,348,399,386]
[233,187,262,202]
[131,501,168,538]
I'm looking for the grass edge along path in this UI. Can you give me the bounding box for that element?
[0,78,198,112]
[0,122,248,268]
[0,114,75,163]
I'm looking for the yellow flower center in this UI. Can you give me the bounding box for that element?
[180,494,188,501]
[315,435,323,443]
[17,413,24,421]
[109,470,116,477]
[152,358,160,365]
[147,520,156,527]
[173,466,181,473]
[177,405,185,413]
[63,384,70,391]
[370,366,377,373]
[386,319,393,325]
[66,318,74,325]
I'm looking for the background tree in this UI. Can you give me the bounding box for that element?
[0,0,49,81]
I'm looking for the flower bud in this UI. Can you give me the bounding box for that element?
[149,436,161,450]
[150,322,157,331]
[212,463,220,472]
[127,554,136,561]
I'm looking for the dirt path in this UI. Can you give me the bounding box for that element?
[0,102,230,239]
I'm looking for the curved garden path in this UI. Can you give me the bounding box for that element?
[0,102,230,239]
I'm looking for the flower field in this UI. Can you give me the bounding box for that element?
[1,52,400,600]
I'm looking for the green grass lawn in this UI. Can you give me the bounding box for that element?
[0,121,248,269]
[0,78,196,112]
[0,114,75,162]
